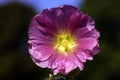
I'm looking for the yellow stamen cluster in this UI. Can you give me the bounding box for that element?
[55,33,76,55]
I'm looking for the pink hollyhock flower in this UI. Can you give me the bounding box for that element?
[28,5,100,75]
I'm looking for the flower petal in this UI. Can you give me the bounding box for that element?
[59,5,78,26]
[32,52,57,68]
[50,55,77,75]
[64,60,77,74]
[29,45,53,62]
[78,38,98,51]
[34,59,49,68]
[28,19,53,45]
[68,11,95,32]
[74,27,100,39]
[92,44,100,55]
[33,13,57,35]
[75,49,93,63]
[41,8,65,31]
[70,55,84,71]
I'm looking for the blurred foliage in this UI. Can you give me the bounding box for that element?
[0,0,120,80]
[0,2,50,80]
[0,2,35,50]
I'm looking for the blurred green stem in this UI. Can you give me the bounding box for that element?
[49,74,53,80]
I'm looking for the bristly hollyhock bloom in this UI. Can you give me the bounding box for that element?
[28,5,100,75]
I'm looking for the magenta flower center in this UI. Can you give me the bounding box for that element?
[55,33,76,54]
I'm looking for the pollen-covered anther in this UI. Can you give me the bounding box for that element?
[55,34,76,54]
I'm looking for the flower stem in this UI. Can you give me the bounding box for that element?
[49,74,53,80]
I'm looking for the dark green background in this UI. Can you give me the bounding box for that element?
[0,0,120,80]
